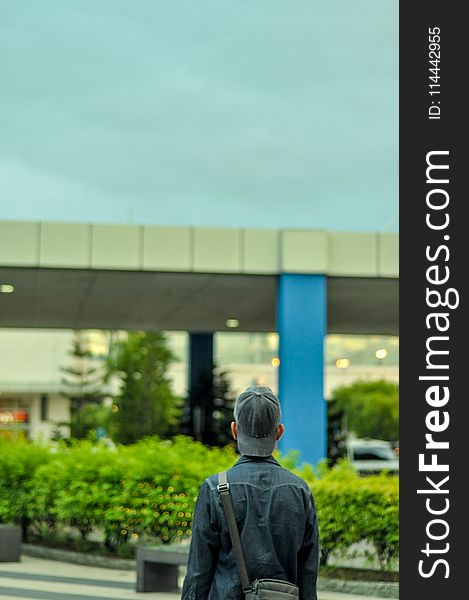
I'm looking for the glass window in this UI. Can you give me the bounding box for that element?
[326,334,399,367]
[215,332,278,365]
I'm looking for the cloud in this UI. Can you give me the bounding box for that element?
[0,0,398,231]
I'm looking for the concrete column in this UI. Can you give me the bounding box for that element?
[277,274,327,466]
[188,333,214,442]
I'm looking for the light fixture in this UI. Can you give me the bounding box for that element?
[271,357,280,368]
[0,284,14,294]
[267,333,278,349]
[226,318,239,328]
[336,358,350,369]
[375,348,388,360]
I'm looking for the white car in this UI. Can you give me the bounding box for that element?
[346,438,399,474]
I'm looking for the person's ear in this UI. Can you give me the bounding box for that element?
[276,423,285,440]
[231,421,237,439]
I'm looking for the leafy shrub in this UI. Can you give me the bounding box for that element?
[0,439,52,535]
[279,456,398,568]
[0,437,398,568]
[25,437,235,548]
[356,475,399,569]
[100,437,235,547]
[30,441,125,540]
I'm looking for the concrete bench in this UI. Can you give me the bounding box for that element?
[0,526,22,562]
[136,545,189,592]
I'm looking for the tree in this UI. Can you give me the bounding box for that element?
[60,331,106,439]
[331,380,399,441]
[69,403,113,441]
[211,369,237,448]
[106,331,181,444]
[327,399,347,464]
[182,367,237,448]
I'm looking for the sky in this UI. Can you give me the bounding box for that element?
[0,0,398,232]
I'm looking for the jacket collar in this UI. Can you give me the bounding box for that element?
[233,454,281,467]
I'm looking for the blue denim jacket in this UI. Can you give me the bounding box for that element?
[181,455,319,600]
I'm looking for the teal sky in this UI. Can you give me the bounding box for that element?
[0,1,398,231]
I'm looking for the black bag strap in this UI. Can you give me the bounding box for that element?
[217,471,251,595]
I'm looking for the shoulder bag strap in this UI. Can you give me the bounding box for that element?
[217,471,252,595]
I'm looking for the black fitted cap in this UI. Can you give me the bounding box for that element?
[233,386,281,457]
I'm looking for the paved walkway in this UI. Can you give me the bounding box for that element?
[0,556,389,600]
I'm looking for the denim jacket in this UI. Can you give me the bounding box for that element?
[181,455,319,600]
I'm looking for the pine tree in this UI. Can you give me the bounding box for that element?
[60,331,106,439]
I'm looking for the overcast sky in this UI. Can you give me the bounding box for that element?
[0,0,398,231]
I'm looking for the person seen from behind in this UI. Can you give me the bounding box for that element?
[181,385,319,599]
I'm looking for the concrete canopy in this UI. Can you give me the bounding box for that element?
[0,267,397,335]
[0,222,398,335]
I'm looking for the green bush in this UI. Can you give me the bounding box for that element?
[291,458,399,568]
[25,437,235,549]
[0,439,52,534]
[0,437,398,568]
[100,437,235,547]
[30,441,126,541]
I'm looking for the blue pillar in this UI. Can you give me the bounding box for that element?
[277,274,327,466]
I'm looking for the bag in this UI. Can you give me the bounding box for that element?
[250,578,299,599]
[217,471,300,600]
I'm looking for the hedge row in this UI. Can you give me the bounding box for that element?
[0,437,398,567]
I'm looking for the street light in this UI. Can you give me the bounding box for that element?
[375,348,388,366]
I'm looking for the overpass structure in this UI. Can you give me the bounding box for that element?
[0,221,398,463]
